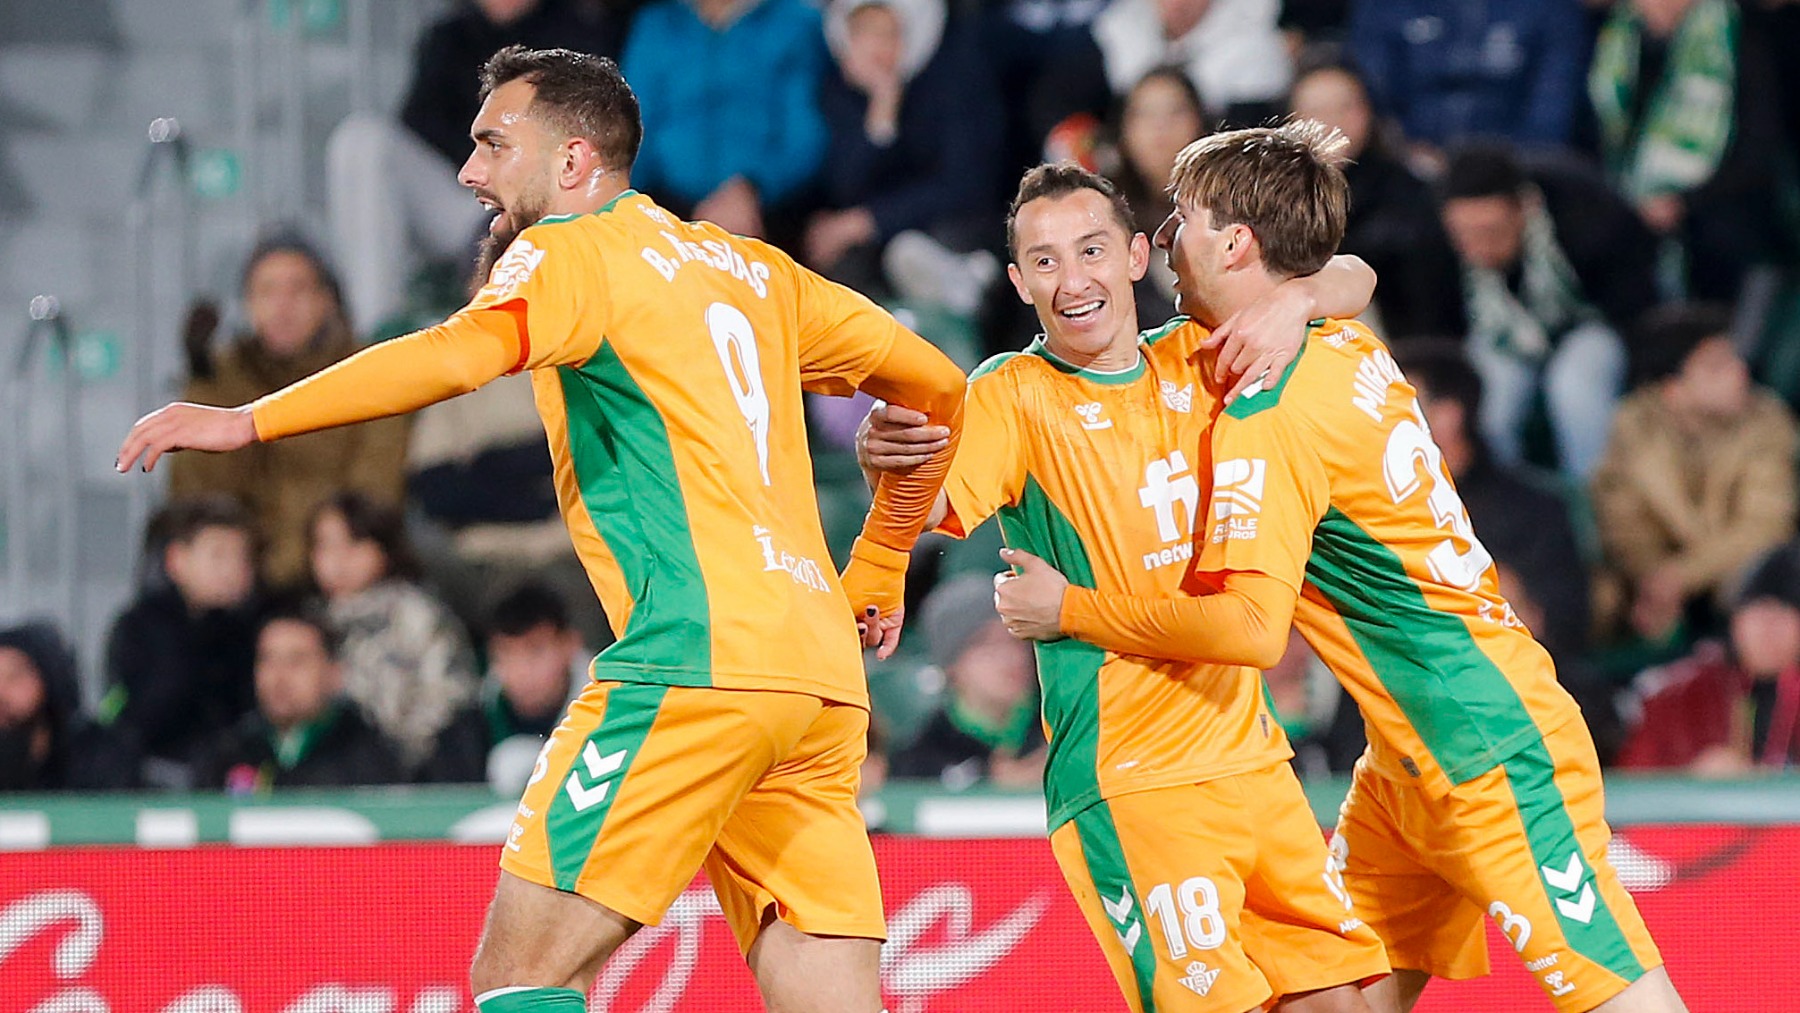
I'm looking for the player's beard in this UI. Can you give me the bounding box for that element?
[470,182,553,294]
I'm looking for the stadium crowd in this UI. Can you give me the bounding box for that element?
[6,0,1800,794]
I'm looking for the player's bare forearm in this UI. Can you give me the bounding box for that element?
[1287,253,1376,321]
[1056,572,1297,669]
[251,310,521,441]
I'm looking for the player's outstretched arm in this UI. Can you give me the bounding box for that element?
[116,310,523,473]
[855,402,951,528]
[1207,252,1376,403]
[840,334,967,658]
[994,547,1297,669]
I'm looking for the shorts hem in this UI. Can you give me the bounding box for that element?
[1269,957,1393,1000]
[1559,958,1661,1013]
[498,854,670,928]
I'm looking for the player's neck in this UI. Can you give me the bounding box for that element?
[1041,316,1143,375]
[1196,275,1283,369]
[548,174,631,219]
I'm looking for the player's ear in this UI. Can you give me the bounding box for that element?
[1128,232,1151,283]
[559,137,598,190]
[1223,224,1256,268]
[1006,263,1032,305]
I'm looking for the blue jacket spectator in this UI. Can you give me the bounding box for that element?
[624,0,829,238]
[1349,0,1589,150]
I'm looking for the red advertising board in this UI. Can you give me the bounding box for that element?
[1,826,1793,1012]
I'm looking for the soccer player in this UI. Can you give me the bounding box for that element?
[865,162,1389,1012]
[116,46,965,1013]
[985,124,1688,1013]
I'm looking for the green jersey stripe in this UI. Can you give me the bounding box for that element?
[1026,336,1147,385]
[998,476,1105,828]
[1073,800,1160,1010]
[1223,328,1310,419]
[560,347,713,683]
[545,682,669,890]
[1305,507,1542,783]
[1501,739,1647,983]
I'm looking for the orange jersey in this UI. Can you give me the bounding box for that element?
[944,320,1291,828]
[1192,319,1583,794]
[458,191,905,706]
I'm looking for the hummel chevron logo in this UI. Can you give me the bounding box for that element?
[565,742,628,812]
[1542,853,1595,924]
[1102,887,1141,952]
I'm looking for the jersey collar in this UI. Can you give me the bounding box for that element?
[1027,335,1146,385]
[536,189,640,225]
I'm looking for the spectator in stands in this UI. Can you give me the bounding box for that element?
[892,575,1045,789]
[1288,62,1462,340]
[1618,541,1800,771]
[1438,143,1660,476]
[327,0,619,329]
[976,0,1113,177]
[623,0,829,242]
[1105,66,1206,324]
[427,583,589,786]
[1394,341,1592,660]
[805,0,1003,317]
[171,236,410,590]
[199,604,404,792]
[1031,0,1292,148]
[309,493,478,775]
[1591,303,1798,645]
[1589,0,1795,302]
[1348,0,1589,164]
[101,496,261,789]
[405,373,611,649]
[0,623,132,792]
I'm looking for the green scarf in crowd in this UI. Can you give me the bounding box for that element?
[1463,190,1595,361]
[1589,0,1738,202]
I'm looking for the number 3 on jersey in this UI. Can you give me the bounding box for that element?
[707,302,772,485]
[1382,400,1493,590]
[1145,877,1226,959]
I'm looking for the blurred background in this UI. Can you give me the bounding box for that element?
[2,0,1799,1009]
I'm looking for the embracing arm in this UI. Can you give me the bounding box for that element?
[1059,572,1298,670]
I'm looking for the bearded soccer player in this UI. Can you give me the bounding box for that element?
[979,124,1687,1013]
[862,162,1389,1013]
[116,46,965,1013]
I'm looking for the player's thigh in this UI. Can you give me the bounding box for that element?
[470,869,640,994]
[501,680,806,929]
[707,698,886,957]
[1333,757,1489,981]
[1231,763,1390,999]
[1048,786,1271,1013]
[1433,723,1662,1012]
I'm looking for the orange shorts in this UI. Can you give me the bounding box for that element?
[501,679,885,952]
[1335,719,1662,1012]
[1050,762,1390,1013]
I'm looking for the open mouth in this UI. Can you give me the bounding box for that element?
[476,195,506,234]
[1058,299,1104,323]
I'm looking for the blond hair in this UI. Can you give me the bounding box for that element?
[1167,119,1350,277]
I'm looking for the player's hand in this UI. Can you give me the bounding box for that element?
[116,402,258,474]
[841,537,911,660]
[993,547,1069,642]
[1203,278,1310,404]
[856,402,950,475]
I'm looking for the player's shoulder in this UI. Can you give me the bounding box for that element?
[1221,317,1386,424]
[967,349,1036,387]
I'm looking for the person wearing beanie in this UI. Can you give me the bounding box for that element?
[890,574,1043,789]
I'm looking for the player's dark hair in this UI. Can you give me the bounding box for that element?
[308,491,422,584]
[1440,141,1529,203]
[258,597,343,660]
[1167,120,1350,278]
[1630,302,1736,388]
[480,45,642,174]
[488,583,571,639]
[159,494,256,547]
[1007,162,1138,261]
[1391,340,1485,423]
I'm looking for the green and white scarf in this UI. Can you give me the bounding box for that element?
[1464,191,1596,360]
[1589,0,1738,201]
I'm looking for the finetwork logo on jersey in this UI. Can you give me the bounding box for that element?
[1139,452,1199,570]
[1210,458,1266,544]
[484,239,545,301]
